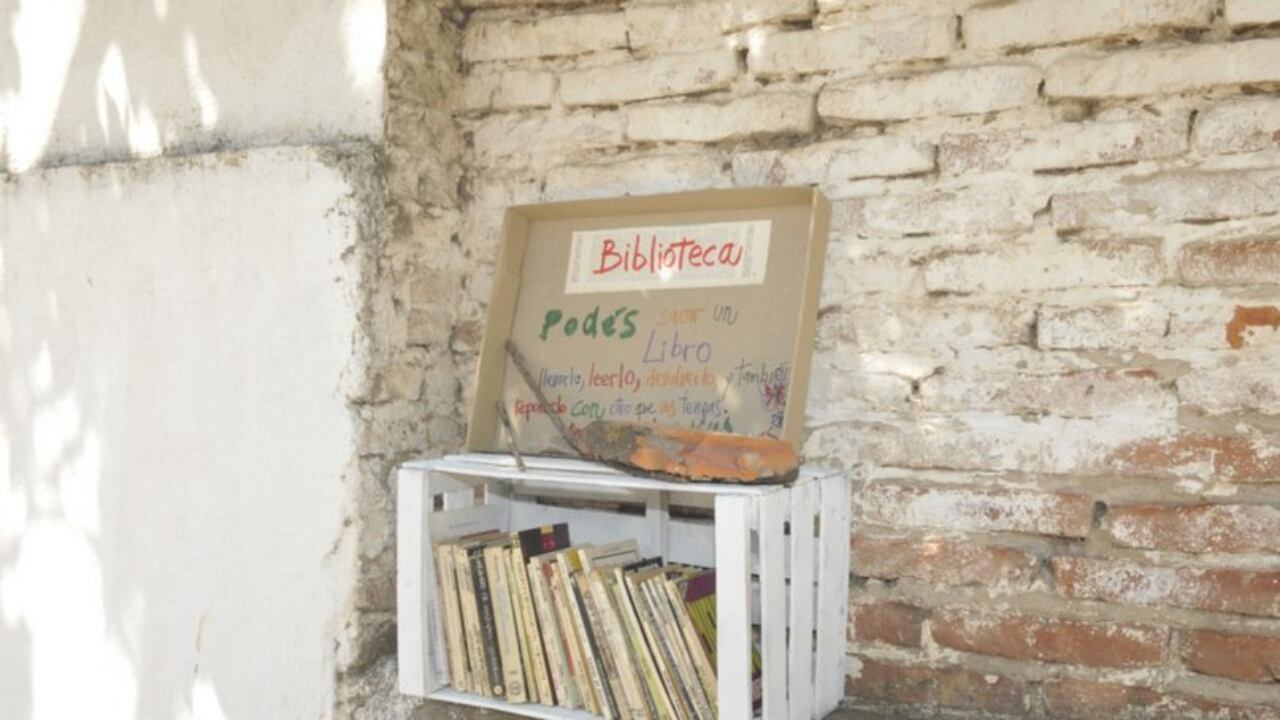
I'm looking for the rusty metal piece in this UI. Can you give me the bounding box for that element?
[582,420,798,484]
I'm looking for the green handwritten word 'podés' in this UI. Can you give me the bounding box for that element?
[540,306,638,341]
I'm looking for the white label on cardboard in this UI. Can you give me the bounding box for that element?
[564,220,771,294]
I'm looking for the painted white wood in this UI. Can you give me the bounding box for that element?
[399,455,852,718]
[396,467,433,695]
[758,488,789,720]
[813,475,852,717]
[405,453,813,496]
[429,688,601,719]
[644,490,671,559]
[442,488,474,509]
[715,494,754,720]
[787,479,816,720]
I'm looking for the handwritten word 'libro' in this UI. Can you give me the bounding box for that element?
[564,220,770,294]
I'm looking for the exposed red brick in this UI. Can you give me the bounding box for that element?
[847,657,1028,715]
[1041,678,1162,719]
[1053,557,1280,617]
[1227,305,1280,349]
[1109,504,1280,553]
[1179,238,1280,287]
[846,657,932,705]
[1181,629,1280,683]
[930,608,1166,668]
[851,534,1040,588]
[1044,678,1280,720]
[850,601,927,647]
[1167,693,1280,720]
[931,664,1028,716]
[1108,433,1280,483]
[860,483,1094,537]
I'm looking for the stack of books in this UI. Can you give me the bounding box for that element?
[434,523,758,719]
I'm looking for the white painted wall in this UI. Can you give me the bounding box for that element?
[0,146,364,719]
[0,0,386,172]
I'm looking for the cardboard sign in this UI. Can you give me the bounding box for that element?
[467,188,831,455]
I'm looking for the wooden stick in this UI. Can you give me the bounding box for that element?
[495,401,527,471]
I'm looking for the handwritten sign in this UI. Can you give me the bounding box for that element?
[564,220,771,294]
[467,188,830,456]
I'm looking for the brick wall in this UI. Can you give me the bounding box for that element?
[438,0,1280,716]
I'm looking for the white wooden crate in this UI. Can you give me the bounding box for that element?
[397,453,851,720]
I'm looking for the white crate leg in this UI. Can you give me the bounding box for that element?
[758,489,789,720]
[813,475,851,716]
[786,480,816,720]
[715,494,754,720]
[397,467,438,695]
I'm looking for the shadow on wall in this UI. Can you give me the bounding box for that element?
[0,0,385,173]
[0,0,386,718]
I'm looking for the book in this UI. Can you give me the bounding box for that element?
[625,565,697,720]
[508,538,547,705]
[663,570,717,715]
[680,569,763,713]
[434,542,470,693]
[530,553,580,709]
[644,570,713,720]
[580,539,640,573]
[578,572,628,719]
[558,547,617,719]
[485,543,527,703]
[590,569,651,720]
[612,560,678,720]
[451,531,503,698]
[514,524,571,705]
[549,550,599,714]
[467,539,506,698]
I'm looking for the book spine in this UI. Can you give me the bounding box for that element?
[646,577,713,720]
[663,579,718,713]
[572,572,618,720]
[435,545,468,693]
[512,544,553,705]
[487,546,527,703]
[629,575,696,720]
[613,569,677,720]
[550,566,595,713]
[529,560,573,707]
[577,574,622,720]
[590,573,650,720]
[470,549,505,698]
[455,546,489,698]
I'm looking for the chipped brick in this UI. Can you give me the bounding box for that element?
[861,483,1094,538]
[750,14,954,77]
[819,65,1042,122]
[1053,557,1280,617]
[964,0,1213,50]
[1110,504,1280,553]
[1046,38,1280,99]
[931,609,1168,668]
[852,534,1041,589]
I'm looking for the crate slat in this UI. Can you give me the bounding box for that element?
[758,489,789,720]
[813,476,851,716]
[786,479,817,720]
[715,494,755,720]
